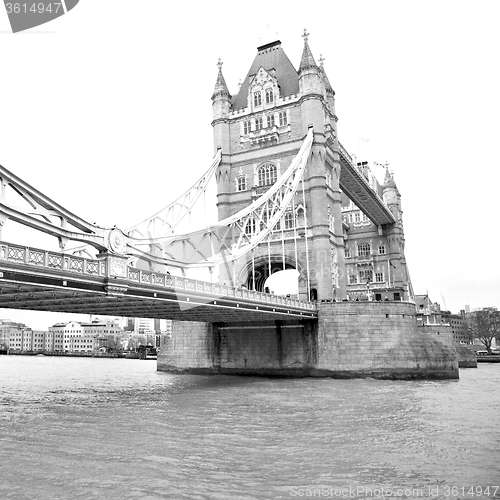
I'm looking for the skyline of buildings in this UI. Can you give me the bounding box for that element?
[0,316,172,354]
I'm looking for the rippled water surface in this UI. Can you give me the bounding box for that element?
[0,356,499,500]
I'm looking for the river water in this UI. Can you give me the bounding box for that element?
[0,356,499,500]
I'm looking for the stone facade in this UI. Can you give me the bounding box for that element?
[420,324,454,346]
[342,178,410,302]
[212,36,345,301]
[315,302,457,378]
[211,34,411,302]
[158,301,458,379]
[420,324,476,368]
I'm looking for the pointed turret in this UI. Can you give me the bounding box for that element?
[383,167,398,190]
[298,29,322,97]
[211,58,231,102]
[318,54,336,119]
[211,59,231,153]
[318,54,334,96]
[299,29,318,73]
[383,167,402,217]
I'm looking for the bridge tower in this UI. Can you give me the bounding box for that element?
[211,32,346,301]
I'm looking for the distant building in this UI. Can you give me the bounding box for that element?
[132,317,155,335]
[48,319,122,353]
[123,317,135,332]
[0,319,45,352]
[1,317,125,354]
[441,310,469,345]
[124,317,172,350]
[415,296,470,346]
[415,294,443,325]
[0,319,26,349]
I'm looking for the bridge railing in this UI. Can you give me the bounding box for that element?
[126,267,315,311]
[0,242,106,276]
[0,242,316,312]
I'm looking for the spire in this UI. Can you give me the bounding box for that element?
[299,29,318,73]
[212,58,231,101]
[384,166,396,188]
[383,166,400,198]
[318,54,335,95]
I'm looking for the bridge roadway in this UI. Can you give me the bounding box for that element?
[338,143,396,226]
[0,242,317,322]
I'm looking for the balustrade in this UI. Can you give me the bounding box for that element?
[0,241,316,311]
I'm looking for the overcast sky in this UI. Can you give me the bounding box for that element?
[0,0,499,328]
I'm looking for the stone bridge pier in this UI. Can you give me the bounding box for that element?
[157,301,459,379]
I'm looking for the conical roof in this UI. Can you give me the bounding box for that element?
[384,167,398,191]
[212,59,231,101]
[299,30,318,73]
[232,40,299,110]
[319,55,334,95]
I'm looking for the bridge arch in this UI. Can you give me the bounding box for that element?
[239,254,304,296]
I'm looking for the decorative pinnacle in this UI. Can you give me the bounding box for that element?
[319,54,325,68]
[299,28,318,73]
[212,58,231,101]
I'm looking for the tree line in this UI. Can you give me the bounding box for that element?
[466,307,500,353]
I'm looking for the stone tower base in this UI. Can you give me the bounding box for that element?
[157,302,459,380]
[453,345,477,368]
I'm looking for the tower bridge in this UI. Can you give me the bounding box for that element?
[0,31,458,379]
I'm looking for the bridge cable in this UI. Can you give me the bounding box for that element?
[267,235,271,288]
[125,128,314,271]
[293,200,299,297]
[281,212,286,273]
[301,174,311,301]
[251,248,256,291]
[203,187,207,229]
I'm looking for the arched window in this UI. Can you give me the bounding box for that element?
[265,88,274,104]
[254,91,262,107]
[258,163,277,186]
[296,206,305,227]
[358,242,371,257]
